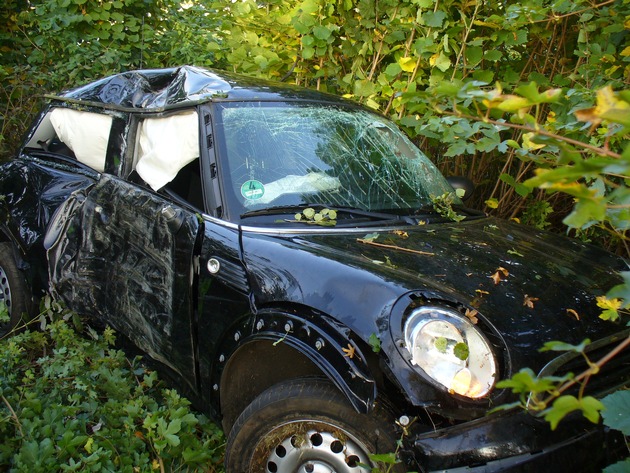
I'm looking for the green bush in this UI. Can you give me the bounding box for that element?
[0,308,225,472]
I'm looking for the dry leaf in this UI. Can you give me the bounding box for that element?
[491,267,509,285]
[523,294,539,309]
[465,308,479,324]
[566,309,580,320]
[393,230,409,238]
[342,343,356,359]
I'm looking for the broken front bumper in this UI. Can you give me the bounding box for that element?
[407,408,626,472]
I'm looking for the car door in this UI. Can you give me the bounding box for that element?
[46,170,202,391]
[45,109,203,388]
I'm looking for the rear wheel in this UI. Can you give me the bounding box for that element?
[0,243,32,336]
[225,378,404,473]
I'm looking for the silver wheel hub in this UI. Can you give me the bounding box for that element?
[263,424,372,473]
[0,265,12,314]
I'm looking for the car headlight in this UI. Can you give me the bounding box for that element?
[403,306,497,399]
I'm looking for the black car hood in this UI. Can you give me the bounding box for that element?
[242,216,627,376]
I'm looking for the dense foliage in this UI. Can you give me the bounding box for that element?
[1,0,628,470]
[0,304,225,472]
[1,0,629,253]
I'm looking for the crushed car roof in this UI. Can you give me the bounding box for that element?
[53,65,346,112]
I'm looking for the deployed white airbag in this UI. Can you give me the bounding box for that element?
[136,111,199,191]
[50,108,112,172]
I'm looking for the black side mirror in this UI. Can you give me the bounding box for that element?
[446,176,475,201]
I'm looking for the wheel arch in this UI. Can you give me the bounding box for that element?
[217,307,378,434]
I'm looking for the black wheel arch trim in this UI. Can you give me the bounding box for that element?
[213,307,377,430]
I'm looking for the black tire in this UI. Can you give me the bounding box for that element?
[0,242,33,336]
[225,378,405,473]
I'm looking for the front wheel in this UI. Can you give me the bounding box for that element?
[0,242,33,336]
[225,378,405,473]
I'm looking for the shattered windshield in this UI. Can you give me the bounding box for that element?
[214,102,456,219]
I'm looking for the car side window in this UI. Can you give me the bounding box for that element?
[133,111,200,191]
[162,159,204,211]
[24,107,112,172]
[130,110,203,210]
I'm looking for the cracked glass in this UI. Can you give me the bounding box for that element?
[215,102,455,215]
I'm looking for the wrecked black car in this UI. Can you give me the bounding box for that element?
[0,66,628,472]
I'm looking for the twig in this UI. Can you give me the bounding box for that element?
[541,334,630,406]
[2,395,24,438]
[357,238,435,256]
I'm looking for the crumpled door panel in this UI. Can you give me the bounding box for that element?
[0,160,96,252]
[45,175,201,383]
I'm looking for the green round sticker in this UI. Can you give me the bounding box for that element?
[241,180,265,200]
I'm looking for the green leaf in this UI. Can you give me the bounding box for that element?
[601,390,630,435]
[496,368,557,395]
[453,342,469,361]
[422,11,447,28]
[398,57,417,73]
[313,25,332,40]
[604,458,630,473]
[368,333,381,353]
[563,198,606,229]
[369,452,399,464]
[385,62,402,77]
[545,395,604,430]
[606,272,630,307]
[432,52,451,72]
[485,198,499,209]
[465,46,483,66]
[484,50,502,61]
[544,395,581,430]
[354,79,376,96]
[434,337,448,353]
[539,339,590,353]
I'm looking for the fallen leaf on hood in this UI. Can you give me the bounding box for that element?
[523,294,539,308]
[343,343,356,359]
[392,230,409,238]
[491,267,509,285]
[566,308,580,320]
